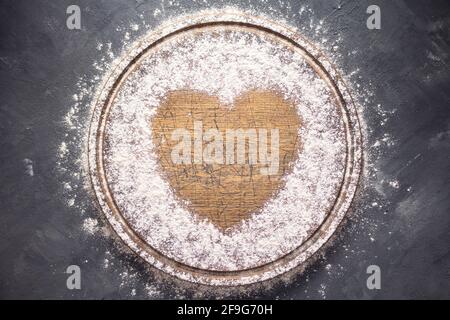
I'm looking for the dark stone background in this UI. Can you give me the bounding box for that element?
[0,0,449,299]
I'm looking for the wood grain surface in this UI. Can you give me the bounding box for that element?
[152,90,301,230]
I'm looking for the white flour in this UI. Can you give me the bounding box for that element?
[103,26,346,271]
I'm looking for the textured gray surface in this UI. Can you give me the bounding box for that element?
[0,0,449,299]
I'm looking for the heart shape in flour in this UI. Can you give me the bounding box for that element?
[152,90,301,230]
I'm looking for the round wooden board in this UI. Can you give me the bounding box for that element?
[88,10,363,286]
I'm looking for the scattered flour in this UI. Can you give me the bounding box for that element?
[23,158,34,176]
[82,217,99,234]
[389,180,400,189]
[103,25,347,272]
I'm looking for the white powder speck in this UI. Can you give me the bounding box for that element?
[67,198,75,207]
[119,271,137,288]
[23,158,34,176]
[59,142,68,156]
[82,217,99,234]
[145,284,161,298]
[389,180,400,189]
[153,8,161,17]
[318,283,327,299]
